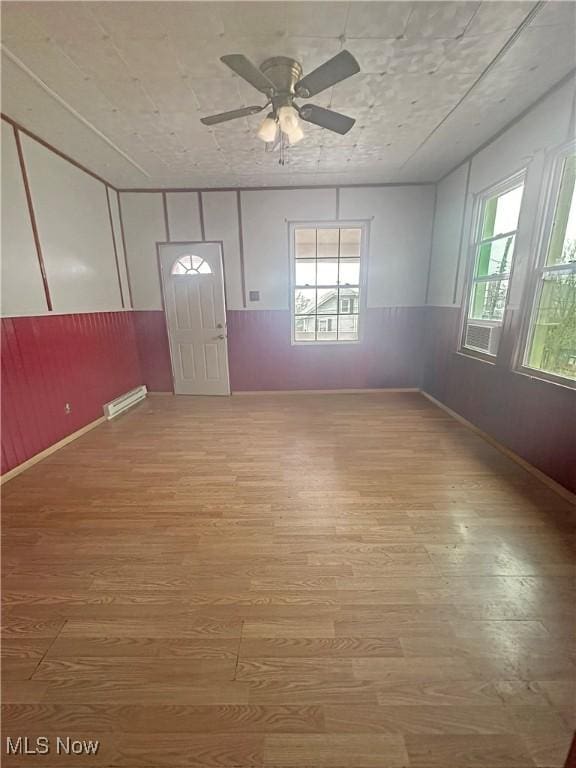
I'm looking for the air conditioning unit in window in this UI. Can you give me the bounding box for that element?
[465,321,501,355]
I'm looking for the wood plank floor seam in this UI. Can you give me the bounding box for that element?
[26,620,68,683]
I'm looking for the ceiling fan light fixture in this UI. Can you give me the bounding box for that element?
[284,122,304,145]
[278,105,299,133]
[257,115,278,143]
[278,104,304,144]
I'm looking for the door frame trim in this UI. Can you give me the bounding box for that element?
[156,240,230,395]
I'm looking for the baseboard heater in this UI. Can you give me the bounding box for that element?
[103,385,147,420]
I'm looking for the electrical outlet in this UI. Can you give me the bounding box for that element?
[64,403,71,415]
[249,290,260,302]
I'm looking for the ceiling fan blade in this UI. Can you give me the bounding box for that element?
[200,105,265,126]
[295,50,360,98]
[298,104,355,135]
[220,54,276,94]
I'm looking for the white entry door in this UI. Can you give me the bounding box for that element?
[159,242,230,395]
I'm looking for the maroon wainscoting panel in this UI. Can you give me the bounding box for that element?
[133,311,174,393]
[422,306,576,494]
[131,307,425,394]
[1,312,142,474]
[227,308,426,391]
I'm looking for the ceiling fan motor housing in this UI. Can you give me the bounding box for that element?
[260,57,305,110]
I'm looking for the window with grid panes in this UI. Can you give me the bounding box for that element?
[523,150,576,383]
[462,174,525,357]
[292,226,362,343]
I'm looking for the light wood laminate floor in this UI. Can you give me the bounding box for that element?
[2,392,575,768]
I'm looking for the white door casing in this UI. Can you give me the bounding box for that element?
[159,242,230,395]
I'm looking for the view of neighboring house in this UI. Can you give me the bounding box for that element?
[294,287,359,341]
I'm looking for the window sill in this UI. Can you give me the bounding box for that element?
[452,353,576,390]
[514,367,576,391]
[455,348,497,366]
[291,340,361,347]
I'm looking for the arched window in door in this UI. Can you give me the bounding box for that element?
[171,255,212,275]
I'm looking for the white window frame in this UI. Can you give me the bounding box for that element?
[289,220,368,346]
[460,170,526,362]
[517,140,576,388]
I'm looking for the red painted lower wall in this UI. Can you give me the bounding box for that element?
[5,306,572,493]
[1,312,142,474]
[133,311,174,393]
[422,306,576,494]
[133,308,426,394]
[227,308,426,390]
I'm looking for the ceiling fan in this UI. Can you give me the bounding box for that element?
[200,51,360,147]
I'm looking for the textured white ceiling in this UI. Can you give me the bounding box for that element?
[1,1,575,188]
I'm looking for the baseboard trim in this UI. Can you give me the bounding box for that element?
[1,416,106,485]
[233,388,420,395]
[421,391,576,506]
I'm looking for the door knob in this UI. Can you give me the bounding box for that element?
[216,323,224,329]
[216,334,226,340]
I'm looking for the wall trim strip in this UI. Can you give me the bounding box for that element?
[423,184,438,306]
[162,191,170,242]
[106,186,125,308]
[236,190,247,308]
[120,181,435,194]
[198,191,206,241]
[1,416,106,485]
[233,388,421,395]
[452,159,472,305]
[13,125,53,311]
[117,192,135,308]
[421,390,576,506]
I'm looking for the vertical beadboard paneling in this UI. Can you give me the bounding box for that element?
[1,311,142,474]
[226,308,426,391]
[131,308,426,395]
[422,306,576,494]
[133,310,174,393]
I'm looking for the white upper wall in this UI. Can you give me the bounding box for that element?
[427,163,469,307]
[22,135,122,314]
[241,188,337,311]
[166,192,202,242]
[1,121,48,316]
[341,186,435,307]
[120,184,435,312]
[429,79,576,308]
[119,192,166,311]
[202,191,243,311]
[120,188,247,311]
[1,118,129,317]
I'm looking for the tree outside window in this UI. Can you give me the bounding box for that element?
[525,153,576,381]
